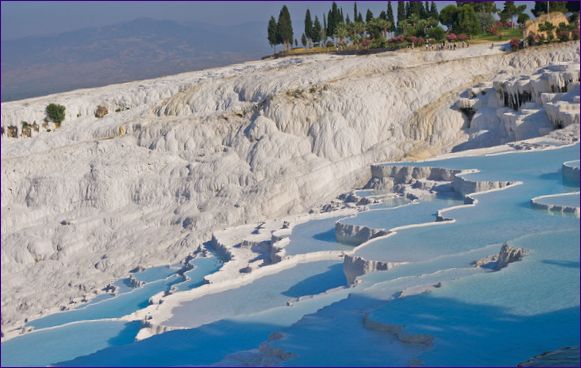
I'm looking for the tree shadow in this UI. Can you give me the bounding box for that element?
[282,263,346,298]
[106,321,142,346]
[58,319,289,367]
[312,228,337,243]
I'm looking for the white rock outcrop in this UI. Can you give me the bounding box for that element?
[343,255,400,285]
[473,243,527,271]
[562,160,580,185]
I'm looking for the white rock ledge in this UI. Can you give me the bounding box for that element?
[530,192,580,217]
[562,160,580,185]
[343,255,401,285]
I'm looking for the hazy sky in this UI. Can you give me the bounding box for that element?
[2,1,535,41]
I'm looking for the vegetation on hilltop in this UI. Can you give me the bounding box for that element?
[267,1,580,57]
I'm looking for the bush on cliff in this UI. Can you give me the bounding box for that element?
[45,103,66,127]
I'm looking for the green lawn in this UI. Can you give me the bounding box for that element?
[471,28,523,43]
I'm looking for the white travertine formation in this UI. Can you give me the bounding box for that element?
[1,42,579,336]
[473,243,527,271]
[343,255,400,285]
[562,160,580,185]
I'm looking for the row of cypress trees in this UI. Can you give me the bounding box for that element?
[268,2,442,51]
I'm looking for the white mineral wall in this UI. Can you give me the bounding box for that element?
[1,42,579,333]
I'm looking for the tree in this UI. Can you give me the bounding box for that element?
[46,104,66,126]
[428,25,446,41]
[304,9,313,42]
[397,1,406,32]
[327,2,343,39]
[517,12,530,25]
[294,38,298,47]
[379,10,387,21]
[348,21,365,48]
[323,14,327,42]
[313,16,322,43]
[566,1,580,13]
[532,1,568,17]
[400,15,439,38]
[367,17,390,39]
[423,1,430,19]
[539,20,556,41]
[499,1,526,27]
[277,6,293,50]
[473,2,497,13]
[405,1,412,19]
[387,1,396,31]
[410,1,422,18]
[430,1,439,18]
[366,9,374,23]
[301,33,307,47]
[456,4,480,34]
[439,5,459,30]
[335,23,349,47]
[267,16,278,53]
[354,2,359,21]
[477,12,496,33]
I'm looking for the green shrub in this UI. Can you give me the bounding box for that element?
[45,103,66,126]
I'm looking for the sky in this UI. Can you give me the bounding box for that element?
[1,1,535,41]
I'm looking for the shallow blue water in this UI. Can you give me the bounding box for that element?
[27,256,221,330]
[355,145,580,262]
[284,216,353,255]
[267,145,580,366]
[1,321,141,367]
[167,260,347,328]
[341,193,461,230]
[173,256,222,292]
[27,276,182,330]
[367,229,580,366]
[3,145,579,366]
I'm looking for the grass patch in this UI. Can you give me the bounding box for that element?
[471,28,522,43]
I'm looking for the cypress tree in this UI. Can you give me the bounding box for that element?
[277,5,293,50]
[304,9,313,41]
[430,1,438,18]
[366,9,374,23]
[327,2,342,37]
[354,2,359,22]
[397,1,406,29]
[323,14,327,42]
[313,16,322,43]
[346,14,351,24]
[410,1,422,17]
[424,1,430,18]
[267,16,278,53]
[532,1,567,17]
[327,9,333,36]
[379,10,387,21]
[405,1,411,19]
[387,1,396,31]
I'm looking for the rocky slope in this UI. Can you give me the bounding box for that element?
[1,42,579,335]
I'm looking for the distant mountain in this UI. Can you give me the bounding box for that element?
[1,18,270,101]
